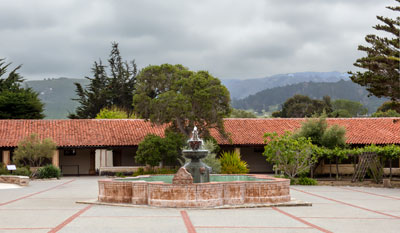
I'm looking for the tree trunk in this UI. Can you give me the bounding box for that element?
[310,164,314,178]
[335,156,339,180]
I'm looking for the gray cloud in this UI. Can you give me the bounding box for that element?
[0,0,397,80]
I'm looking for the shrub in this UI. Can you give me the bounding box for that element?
[0,166,9,175]
[37,165,61,179]
[13,167,31,176]
[201,140,221,174]
[220,151,249,174]
[135,130,186,167]
[264,132,317,179]
[296,177,318,185]
[13,134,56,167]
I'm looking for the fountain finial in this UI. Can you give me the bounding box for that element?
[188,126,202,150]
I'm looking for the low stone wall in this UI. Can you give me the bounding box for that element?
[99,166,146,175]
[0,175,29,186]
[98,175,290,208]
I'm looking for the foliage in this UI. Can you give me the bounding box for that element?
[331,99,368,117]
[294,177,318,185]
[349,1,400,101]
[272,95,332,118]
[133,64,231,136]
[377,101,400,113]
[36,164,61,179]
[12,167,31,176]
[372,109,400,117]
[294,117,327,146]
[220,151,249,174]
[229,108,257,118]
[0,164,9,175]
[13,134,57,167]
[321,125,346,149]
[95,106,135,119]
[201,140,221,174]
[263,132,317,179]
[135,130,186,167]
[294,117,346,149]
[70,42,137,119]
[329,109,352,118]
[0,58,44,119]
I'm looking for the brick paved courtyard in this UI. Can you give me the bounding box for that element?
[1,177,399,233]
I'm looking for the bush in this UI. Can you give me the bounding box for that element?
[0,166,9,175]
[201,140,221,174]
[13,167,31,176]
[136,130,186,167]
[37,165,61,179]
[220,151,249,174]
[13,134,56,167]
[295,177,318,185]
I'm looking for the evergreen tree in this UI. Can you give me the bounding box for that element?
[350,0,400,101]
[0,58,44,119]
[272,94,332,118]
[70,43,137,118]
[133,64,231,136]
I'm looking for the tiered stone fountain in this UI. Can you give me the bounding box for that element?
[98,127,291,208]
[182,127,211,183]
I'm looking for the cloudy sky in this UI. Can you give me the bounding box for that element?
[0,0,397,80]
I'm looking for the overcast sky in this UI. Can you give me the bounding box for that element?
[0,0,397,80]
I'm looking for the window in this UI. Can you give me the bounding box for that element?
[64,149,76,156]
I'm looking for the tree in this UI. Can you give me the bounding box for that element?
[376,101,400,113]
[229,108,257,118]
[133,64,231,136]
[263,132,317,179]
[349,0,400,101]
[70,42,137,118]
[294,117,347,179]
[272,95,332,118]
[13,134,56,167]
[0,59,44,119]
[372,109,400,117]
[135,130,186,167]
[95,106,136,119]
[331,99,368,117]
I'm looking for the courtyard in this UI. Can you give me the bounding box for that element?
[0,177,399,233]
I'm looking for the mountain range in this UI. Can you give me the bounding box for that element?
[221,71,350,100]
[24,71,383,119]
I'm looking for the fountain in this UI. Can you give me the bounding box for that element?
[182,127,211,183]
[98,127,291,208]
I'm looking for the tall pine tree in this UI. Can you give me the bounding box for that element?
[350,0,400,101]
[0,58,44,119]
[69,43,137,118]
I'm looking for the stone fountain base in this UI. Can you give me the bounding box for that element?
[98,172,290,208]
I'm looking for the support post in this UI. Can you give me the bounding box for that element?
[52,150,59,168]
[2,150,11,165]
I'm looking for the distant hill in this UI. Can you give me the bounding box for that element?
[232,80,387,114]
[25,78,89,119]
[222,71,350,100]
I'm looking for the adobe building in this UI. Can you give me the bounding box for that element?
[1,118,400,176]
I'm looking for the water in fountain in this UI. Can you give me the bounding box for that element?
[182,126,211,183]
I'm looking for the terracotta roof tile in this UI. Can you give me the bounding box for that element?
[0,118,399,148]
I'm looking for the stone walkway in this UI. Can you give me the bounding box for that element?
[0,177,399,233]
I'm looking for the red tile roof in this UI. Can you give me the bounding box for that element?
[0,118,399,148]
[216,118,400,145]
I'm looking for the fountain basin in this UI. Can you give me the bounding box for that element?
[98,174,290,208]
